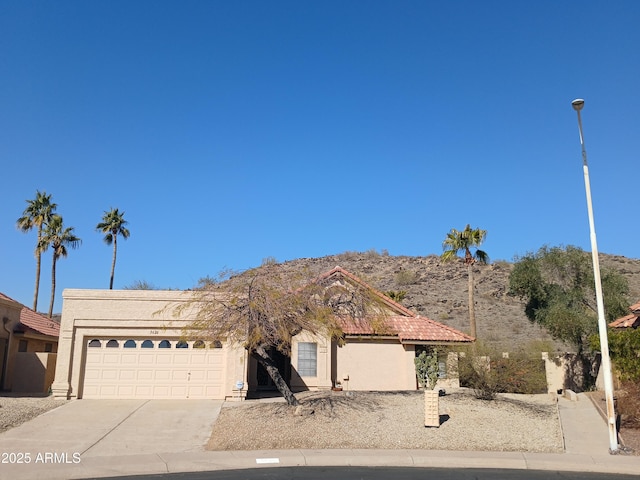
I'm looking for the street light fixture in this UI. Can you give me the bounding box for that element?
[571,98,618,454]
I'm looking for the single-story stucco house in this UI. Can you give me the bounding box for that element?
[0,292,59,394]
[52,267,473,401]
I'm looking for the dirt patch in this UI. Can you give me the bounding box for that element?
[207,390,563,453]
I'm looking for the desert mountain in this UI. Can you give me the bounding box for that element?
[266,251,640,354]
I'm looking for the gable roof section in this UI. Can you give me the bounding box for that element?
[316,266,417,317]
[317,266,473,343]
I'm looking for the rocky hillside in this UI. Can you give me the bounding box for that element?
[270,251,640,354]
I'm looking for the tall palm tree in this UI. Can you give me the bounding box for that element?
[441,225,489,339]
[96,208,130,289]
[17,190,57,311]
[38,215,81,318]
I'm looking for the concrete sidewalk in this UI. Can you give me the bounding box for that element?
[0,393,639,479]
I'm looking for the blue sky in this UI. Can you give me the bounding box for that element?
[1,1,639,312]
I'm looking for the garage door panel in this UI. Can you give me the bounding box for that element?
[137,370,154,381]
[171,386,188,396]
[205,385,222,397]
[173,355,189,365]
[138,355,155,364]
[189,370,207,381]
[84,369,100,380]
[207,356,223,366]
[99,385,117,396]
[121,354,138,364]
[103,354,120,364]
[190,355,207,365]
[86,355,102,364]
[172,370,189,381]
[187,385,205,397]
[117,385,135,396]
[119,370,137,381]
[153,386,170,396]
[101,369,119,380]
[155,370,172,381]
[156,355,173,365]
[83,338,226,399]
[135,385,152,396]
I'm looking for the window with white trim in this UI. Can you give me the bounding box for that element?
[297,342,317,377]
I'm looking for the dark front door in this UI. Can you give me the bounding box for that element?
[256,348,291,390]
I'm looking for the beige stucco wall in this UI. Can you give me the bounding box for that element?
[290,331,332,391]
[0,298,58,392]
[0,298,22,390]
[52,289,248,400]
[12,352,57,394]
[334,339,418,391]
[5,336,58,391]
[290,335,462,392]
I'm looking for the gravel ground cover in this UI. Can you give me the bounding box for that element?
[208,390,564,453]
[0,395,67,433]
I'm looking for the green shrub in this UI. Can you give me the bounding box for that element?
[415,349,439,390]
[386,290,407,303]
[591,329,640,381]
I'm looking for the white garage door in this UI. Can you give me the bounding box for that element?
[82,338,225,399]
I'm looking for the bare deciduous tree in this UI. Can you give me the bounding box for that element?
[176,264,388,406]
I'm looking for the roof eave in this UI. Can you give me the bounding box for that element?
[400,339,475,345]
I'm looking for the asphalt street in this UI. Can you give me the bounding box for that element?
[83,466,640,480]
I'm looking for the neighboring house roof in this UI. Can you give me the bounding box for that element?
[318,266,474,344]
[0,291,60,338]
[0,291,21,305]
[609,300,640,329]
[17,308,60,338]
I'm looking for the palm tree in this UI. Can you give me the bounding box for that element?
[96,208,130,289]
[441,225,489,339]
[17,190,57,311]
[38,215,81,318]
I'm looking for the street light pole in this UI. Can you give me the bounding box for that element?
[571,98,618,454]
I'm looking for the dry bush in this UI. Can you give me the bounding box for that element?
[458,348,547,399]
[618,381,640,429]
[395,269,419,286]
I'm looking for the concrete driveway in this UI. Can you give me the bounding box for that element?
[0,399,223,458]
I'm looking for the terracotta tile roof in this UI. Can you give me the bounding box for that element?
[0,291,60,337]
[609,314,640,329]
[319,267,473,343]
[18,307,60,337]
[610,300,640,329]
[339,315,474,343]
